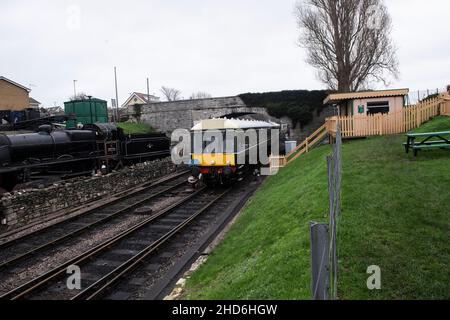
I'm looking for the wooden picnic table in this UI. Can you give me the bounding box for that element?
[404,131,450,156]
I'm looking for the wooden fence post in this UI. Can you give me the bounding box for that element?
[378,114,383,136]
[417,104,421,128]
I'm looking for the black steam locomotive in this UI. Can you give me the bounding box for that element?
[0,123,170,192]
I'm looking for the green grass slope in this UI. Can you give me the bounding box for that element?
[117,122,154,134]
[338,116,450,300]
[182,116,450,300]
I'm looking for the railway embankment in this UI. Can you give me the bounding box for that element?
[0,158,176,232]
[181,116,450,300]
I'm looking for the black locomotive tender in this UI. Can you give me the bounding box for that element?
[0,123,170,192]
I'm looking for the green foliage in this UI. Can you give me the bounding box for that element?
[239,90,330,128]
[412,116,450,133]
[117,122,154,134]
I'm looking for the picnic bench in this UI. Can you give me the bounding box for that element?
[404,131,450,156]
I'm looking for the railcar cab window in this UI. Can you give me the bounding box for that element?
[191,129,265,155]
[192,130,226,155]
[367,101,390,115]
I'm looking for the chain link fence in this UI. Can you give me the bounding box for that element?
[310,125,342,300]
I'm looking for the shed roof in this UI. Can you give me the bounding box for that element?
[324,89,409,104]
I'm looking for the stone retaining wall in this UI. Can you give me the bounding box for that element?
[0,158,178,232]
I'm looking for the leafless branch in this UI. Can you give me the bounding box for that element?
[189,92,212,100]
[69,92,89,101]
[160,86,182,101]
[295,0,399,92]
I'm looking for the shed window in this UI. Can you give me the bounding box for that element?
[367,101,390,115]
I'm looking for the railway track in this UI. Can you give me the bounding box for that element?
[118,177,261,300]
[0,171,190,279]
[1,186,231,300]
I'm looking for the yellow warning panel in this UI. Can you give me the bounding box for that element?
[191,154,236,166]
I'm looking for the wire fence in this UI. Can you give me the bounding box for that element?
[310,125,342,300]
[407,87,448,105]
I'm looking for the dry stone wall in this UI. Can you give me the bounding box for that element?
[0,158,179,232]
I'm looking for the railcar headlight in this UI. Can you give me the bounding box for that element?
[226,161,231,165]
[211,160,216,165]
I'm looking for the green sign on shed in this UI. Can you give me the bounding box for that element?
[64,98,108,128]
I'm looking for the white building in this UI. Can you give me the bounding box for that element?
[121,92,160,109]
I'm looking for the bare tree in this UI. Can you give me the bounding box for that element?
[69,92,89,101]
[160,86,182,101]
[295,0,399,92]
[190,91,212,100]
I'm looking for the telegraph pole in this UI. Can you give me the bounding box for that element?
[114,67,119,122]
[147,77,151,105]
[73,80,78,98]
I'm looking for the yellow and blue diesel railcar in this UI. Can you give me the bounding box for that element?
[189,118,281,185]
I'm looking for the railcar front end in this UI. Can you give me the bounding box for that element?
[189,118,281,186]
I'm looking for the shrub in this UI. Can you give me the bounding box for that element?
[239,90,329,128]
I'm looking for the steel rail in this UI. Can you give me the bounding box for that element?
[0,170,189,250]
[74,189,230,300]
[0,179,189,271]
[1,187,206,300]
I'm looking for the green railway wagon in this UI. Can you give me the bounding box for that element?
[64,98,108,128]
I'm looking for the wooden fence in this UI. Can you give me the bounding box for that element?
[442,97,450,116]
[274,94,450,168]
[285,123,328,165]
[327,96,446,138]
[269,155,287,173]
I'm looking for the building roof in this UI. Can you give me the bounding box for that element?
[122,92,160,108]
[134,92,159,102]
[0,76,31,92]
[42,106,64,115]
[191,118,280,131]
[29,97,41,105]
[324,89,409,104]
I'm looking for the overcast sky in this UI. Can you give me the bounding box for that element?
[1,0,449,107]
